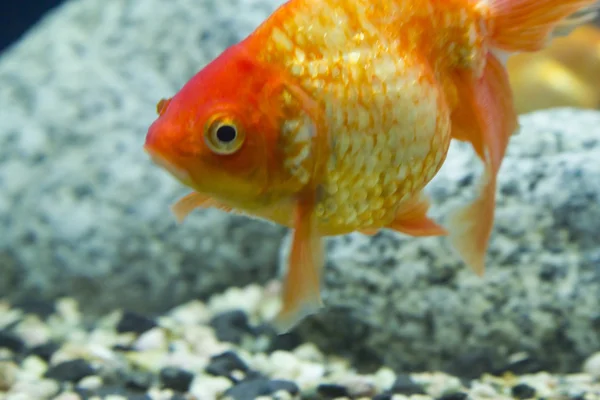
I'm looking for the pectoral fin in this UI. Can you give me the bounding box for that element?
[171,192,232,223]
[272,194,324,333]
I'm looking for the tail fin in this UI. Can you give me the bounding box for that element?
[485,0,599,52]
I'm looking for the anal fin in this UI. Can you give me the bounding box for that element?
[447,53,518,276]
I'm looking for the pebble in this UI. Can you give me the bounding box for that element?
[205,350,250,381]
[511,382,537,399]
[583,352,600,379]
[210,309,253,344]
[0,361,18,390]
[390,374,426,395]
[189,375,232,399]
[20,355,47,378]
[28,341,59,362]
[437,392,468,400]
[0,331,25,354]
[77,375,103,390]
[317,383,350,398]
[223,377,298,400]
[44,358,96,383]
[133,327,168,352]
[159,366,194,392]
[2,286,600,400]
[124,370,153,391]
[116,311,157,335]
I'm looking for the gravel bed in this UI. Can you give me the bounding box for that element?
[1,283,599,400]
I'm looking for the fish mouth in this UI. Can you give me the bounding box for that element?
[144,144,193,186]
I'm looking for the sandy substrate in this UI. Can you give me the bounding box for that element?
[1,282,599,400]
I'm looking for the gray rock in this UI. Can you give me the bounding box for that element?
[280,108,600,376]
[0,0,287,314]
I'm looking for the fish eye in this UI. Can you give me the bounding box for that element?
[205,116,245,155]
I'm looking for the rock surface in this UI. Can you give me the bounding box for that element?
[0,0,287,314]
[280,108,600,376]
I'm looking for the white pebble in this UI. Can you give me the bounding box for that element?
[9,378,60,398]
[0,361,18,390]
[19,355,47,379]
[146,387,175,400]
[168,300,211,326]
[269,350,301,378]
[53,392,82,400]
[0,348,13,359]
[56,297,81,325]
[104,395,128,400]
[208,284,263,316]
[373,367,396,391]
[183,325,230,357]
[293,343,324,363]
[295,362,326,390]
[0,303,22,330]
[344,375,377,397]
[14,316,51,347]
[134,327,168,351]
[272,390,294,400]
[189,375,232,400]
[78,375,103,390]
[583,352,600,379]
[126,350,168,373]
[469,381,498,398]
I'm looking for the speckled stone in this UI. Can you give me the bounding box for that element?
[0,0,287,314]
[279,109,600,376]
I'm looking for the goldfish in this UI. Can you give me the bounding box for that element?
[507,24,600,114]
[144,0,598,332]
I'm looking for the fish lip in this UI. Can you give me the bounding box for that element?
[144,144,193,185]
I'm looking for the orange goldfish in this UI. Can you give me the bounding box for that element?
[144,0,598,332]
[507,24,600,113]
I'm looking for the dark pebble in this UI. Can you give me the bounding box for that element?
[125,395,152,400]
[0,331,25,353]
[116,311,157,335]
[570,395,586,400]
[223,378,298,400]
[437,392,469,400]
[317,383,350,398]
[511,383,536,399]
[159,366,194,392]
[76,385,152,400]
[205,350,249,381]
[268,379,299,395]
[29,341,59,362]
[12,299,56,319]
[446,349,496,380]
[44,359,95,383]
[269,331,302,351]
[390,374,426,395]
[253,323,302,352]
[224,378,271,400]
[372,392,392,400]
[125,370,154,391]
[112,344,134,352]
[493,354,544,375]
[209,309,253,344]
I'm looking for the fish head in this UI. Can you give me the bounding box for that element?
[144,45,286,206]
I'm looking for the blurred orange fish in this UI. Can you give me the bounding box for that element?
[144,0,598,332]
[507,24,600,113]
